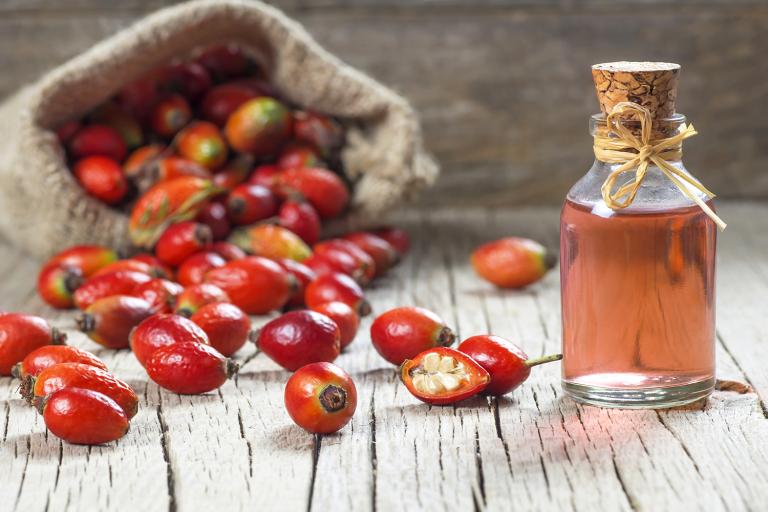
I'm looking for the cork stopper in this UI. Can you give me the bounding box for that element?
[592,62,680,120]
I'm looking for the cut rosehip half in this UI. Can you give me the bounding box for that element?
[400,348,489,405]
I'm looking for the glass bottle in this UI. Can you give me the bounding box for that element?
[560,63,718,408]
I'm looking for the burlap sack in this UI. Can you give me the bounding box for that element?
[0,0,437,258]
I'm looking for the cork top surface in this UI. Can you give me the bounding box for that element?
[592,62,680,73]
[592,61,680,120]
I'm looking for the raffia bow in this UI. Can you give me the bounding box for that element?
[593,102,726,231]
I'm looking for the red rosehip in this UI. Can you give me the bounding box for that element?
[276,258,316,308]
[174,283,230,317]
[224,97,292,156]
[226,184,278,225]
[147,342,238,394]
[311,301,359,349]
[400,348,489,405]
[371,226,410,256]
[471,237,555,289]
[177,251,226,286]
[255,310,340,371]
[158,61,212,102]
[211,158,252,193]
[89,102,143,150]
[343,232,399,277]
[77,295,155,349]
[69,124,127,161]
[130,313,210,367]
[131,253,175,281]
[124,144,165,181]
[196,202,231,240]
[191,302,251,357]
[199,84,257,127]
[204,257,292,315]
[73,271,152,310]
[457,335,562,396]
[118,75,160,121]
[305,273,370,316]
[91,259,157,279]
[48,244,119,277]
[151,94,192,138]
[37,262,83,309]
[12,345,107,380]
[41,388,129,445]
[292,111,344,158]
[249,164,280,191]
[211,241,246,261]
[284,362,357,434]
[277,143,323,169]
[155,222,213,267]
[278,200,321,245]
[196,44,253,81]
[229,224,312,262]
[131,278,183,313]
[275,168,349,219]
[73,156,128,205]
[370,307,455,365]
[313,239,375,284]
[177,121,228,171]
[0,313,66,375]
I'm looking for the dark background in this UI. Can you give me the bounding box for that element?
[2,0,766,206]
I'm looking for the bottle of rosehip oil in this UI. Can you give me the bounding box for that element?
[560,62,724,408]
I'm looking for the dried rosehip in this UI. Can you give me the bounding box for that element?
[77,295,155,349]
[0,313,66,375]
[285,362,357,434]
[174,283,230,317]
[277,143,323,169]
[147,342,238,394]
[371,226,410,256]
[343,232,399,277]
[177,121,228,171]
[155,222,213,266]
[275,168,349,219]
[191,302,251,357]
[49,244,119,277]
[278,200,321,245]
[229,224,311,262]
[73,270,151,310]
[200,84,256,127]
[37,262,83,309]
[400,348,490,405]
[69,124,127,162]
[129,176,218,248]
[132,278,184,313]
[305,273,370,316]
[12,345,107,380]
[196,44,253,81]
[130,313,209,367]
[177,251,226,286]
[211,241,246,261]
[311,301,359,349]
[224,97,292,156]
[471,237,555,289]
[73,156,128,205]
[370,307,455,365]
[41,387,129,445]
[23,362,138,418]
[255,310,340,371]
[151,94,192,138]
[292,111,344,158]
[457,335,562,396]
[196,202,231,240]
[204,257,292,315]
[276,258,316,308]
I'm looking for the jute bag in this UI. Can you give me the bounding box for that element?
[0,0,438,258]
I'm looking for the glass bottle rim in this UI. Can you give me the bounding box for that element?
[590,112,687,136]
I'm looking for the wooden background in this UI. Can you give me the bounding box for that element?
[1,0,766,206]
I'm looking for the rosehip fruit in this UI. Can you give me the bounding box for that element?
[23,362,138,418]
[196,44,253,81]
[249,164,280,191]
[91,259,157,278]
[147,342,238,394]
[370,307,455,365]
[174,283,230,317]
[153,156,212,182]
[191,302,251,357]
[285,362,356,434]
[196,202,231,240]
[77,295,155,349]
[177,121,228,171]
[132,278,184,313]
[292,111,344,158]
[226,184,278,225]
[278,200,321,245]
[276,258,316,308]
[118,75,160,121]
[151,94,192,138]
[457,335,562,396]
[41,388,129,445]
[224,97,292,156]
[49,244,119,277]
[255,310,340,371]
[204,257,292,315]
[73,156,128,205]
[277,143,323,169]
[275,167,349,219]
[73,270,151,310]
[211,241,246,261]
[37,262,83,309]
[343,232,399,277]
[311,302,359,349]
[69,124,127,161]
[90,102,143,150]
[131,253,175,281]
[471,237,556,289]
[229,224,311,262]
[211,156,253,193]
[371,226,410,256]
[305,273,371,316]
[12,345,107,380]
[155,222,213,266]
[177,251,226,286]
[313,239,375,284]
[129,176,218,248]
[200,84,257,127]
[0,313,66,375]
[158,61,212,102]
[130,313,209,367]
[400,347,490,405]
[124,144,165,181]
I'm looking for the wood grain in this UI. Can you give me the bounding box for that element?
[0,1,765,206]
[0,202,767,511]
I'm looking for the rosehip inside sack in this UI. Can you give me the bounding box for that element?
[0,0,437,257]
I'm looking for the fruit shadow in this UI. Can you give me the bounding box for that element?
[267,423,320,452]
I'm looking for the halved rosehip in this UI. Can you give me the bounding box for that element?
[400,348,489,405]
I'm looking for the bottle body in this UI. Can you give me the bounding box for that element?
[560,155,717,407]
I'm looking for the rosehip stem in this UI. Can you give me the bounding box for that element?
[524,353,563,368]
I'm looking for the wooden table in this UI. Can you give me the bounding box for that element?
[2,203,767,512]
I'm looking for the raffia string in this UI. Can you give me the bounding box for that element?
[593,102,726,231]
